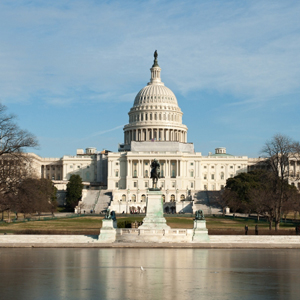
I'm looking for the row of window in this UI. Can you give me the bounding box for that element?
[130,112,181,122]
[204,184,225,190]
[203,165,241,169]
[119,194,187,202]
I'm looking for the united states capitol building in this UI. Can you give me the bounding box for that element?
[29,52,300,214]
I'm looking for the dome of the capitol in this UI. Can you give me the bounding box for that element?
[133,82,178,107]
[122,51,188,148]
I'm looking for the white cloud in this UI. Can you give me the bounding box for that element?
[0,0,299,109]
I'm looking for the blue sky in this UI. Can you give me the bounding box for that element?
[0,0,299,158]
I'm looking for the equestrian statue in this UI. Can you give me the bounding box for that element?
[150,159,160,189]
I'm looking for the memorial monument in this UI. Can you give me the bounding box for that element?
[98,209,117,242]
[192,209,209,242]
[138,159,170,230]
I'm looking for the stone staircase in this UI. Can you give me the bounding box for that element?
[94,190,112,213]
[193,191,222,215]
[76,189,112,214]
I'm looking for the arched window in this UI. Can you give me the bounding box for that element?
[132,194,136,202]
[220,172,224,180]
[144,170,148,178]
[122,194,126,202]
[141,194,146,202]
[171,194,175,202]
[180,194,185,201]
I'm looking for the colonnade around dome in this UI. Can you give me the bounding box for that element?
[124,127,187,144]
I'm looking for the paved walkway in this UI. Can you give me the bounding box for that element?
[1,235,300,248]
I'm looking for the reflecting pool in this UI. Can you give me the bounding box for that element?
[0,248,299,300]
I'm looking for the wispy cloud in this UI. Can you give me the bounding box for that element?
[80,125,125,140]
[0,0,299,108]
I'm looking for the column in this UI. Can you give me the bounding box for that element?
[128,160,131,177]
[63,164,67,180]
[180,160,182,177]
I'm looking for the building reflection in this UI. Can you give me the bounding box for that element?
[0,248,299,299]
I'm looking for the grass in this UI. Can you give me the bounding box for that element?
[0,214,299,235]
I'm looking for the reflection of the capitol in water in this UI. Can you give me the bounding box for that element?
[0,248,299,300]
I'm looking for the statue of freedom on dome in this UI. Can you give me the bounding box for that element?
[150,159,160,189]
[154,50,158,59]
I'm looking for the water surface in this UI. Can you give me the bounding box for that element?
[0,248,299,300]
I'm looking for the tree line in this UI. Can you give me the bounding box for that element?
[220,134,300,230]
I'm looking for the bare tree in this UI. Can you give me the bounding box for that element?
[0,104,38,157]
[0,103,39,218]
[262,134,300,230]
[15,178,57,218]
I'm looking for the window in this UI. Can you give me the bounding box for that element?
[211,166,214,169]
[221,185,224,190]
[115,171,118,177]
[204,174,207,180]
[220,172,224,180]
[190,162,194,166]
[162,194,165,202]
[212,184,215,190]
[115,182,118,188]
[191,182,194,188]
[145,182,148,188]
[132,194,136,202]
[77,166,80,168]
[230,166,233,169]
[221,166,224,169]
[204,185,207,190]
[190,171,194,177]
[238,166,241,169]
[87,166,90,169]
[144,170,148,178]
[122,194,126,201]
[141,194,146,202]
[180,194,185,200]
[133,182,137,188]
[211,174,214,180]
[172,182,175,188]
[204,166,207,169]
[171,194,175,202]
[70,165,73,169]
[116,162,119,165]
[230,174,233,178]
[133,170,137,178]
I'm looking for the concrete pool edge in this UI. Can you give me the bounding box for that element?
[1,235,300,248]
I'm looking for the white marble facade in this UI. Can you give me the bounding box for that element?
[27,53,299,211]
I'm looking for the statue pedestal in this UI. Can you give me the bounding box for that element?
[139,190,170,230]
[193,219,209,242]
[98,219,117,242]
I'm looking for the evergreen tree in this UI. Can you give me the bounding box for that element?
[66,175,83,209]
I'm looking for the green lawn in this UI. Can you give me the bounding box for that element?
[0,214,298,234]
